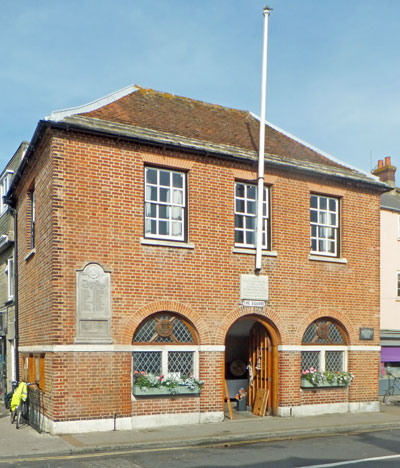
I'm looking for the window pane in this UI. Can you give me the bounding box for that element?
[159,221,169,235]
[147,186,157,202]
[159,205,169,219]
[236,184,245,198]
[319,212,326,224]
[235,231,244,244]
[310,195,318,209]
[247,185,256,200]
[173,172,183,188]
[171,206,182,221]
[145,203,157,218]
[319,239,326,252]
[320,197,327,210]
[235,214,243,228]
[168,351,194,378]
[172,189,183,205]
[246,216,256,230]
[159,170,170,186]
[311,225,317,237]
[146,168,158,184]
[133,351,162,375]
[301,351,320,371]
[247,200,256,214]
[311,239,317,251]
[171,222,182,237]
[246,231,255,245]
[236,199,245,213]
[310,210,318,223]
[145,219,154,234]
[160,188,170,203]
[329,213,336,226]
[329,198,337,211]
[326,351,343,372]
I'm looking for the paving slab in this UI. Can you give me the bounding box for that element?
[1,402,400,460]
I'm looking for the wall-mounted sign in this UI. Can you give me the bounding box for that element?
[359,327,374,341]
[240,274,268,301]
[242,300,265,308]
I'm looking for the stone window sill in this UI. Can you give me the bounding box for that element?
[232,248,278,257]
[309,254,347,264]
[24,249,36,261]
[140,238,194,249]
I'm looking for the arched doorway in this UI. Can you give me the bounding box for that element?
[225,316,278,416]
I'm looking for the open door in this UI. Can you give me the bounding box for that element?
[248,322,272,415]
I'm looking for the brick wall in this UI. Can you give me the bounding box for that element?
[15,128,381,423]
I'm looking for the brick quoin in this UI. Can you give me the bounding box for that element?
[11,91,384,431]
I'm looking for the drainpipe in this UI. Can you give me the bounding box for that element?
[256,6,272,271]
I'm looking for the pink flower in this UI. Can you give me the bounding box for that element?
[141,371,145,375]
[135,370,139,375]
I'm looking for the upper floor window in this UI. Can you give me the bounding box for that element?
[5,257,14,301]
[0,171,13,215]
[145,167,186,241]
[234,182,269,249]
[310,194,339,257]
[30,190,35,249]
[397,272,400,298]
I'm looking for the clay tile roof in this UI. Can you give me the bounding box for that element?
[79,86,347,171]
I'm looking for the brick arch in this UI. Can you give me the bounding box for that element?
[294,309,356,345]
[217,305,284,345]
[120,300,211,345]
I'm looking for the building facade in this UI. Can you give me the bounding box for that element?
[7,86,387,433]
[372,157,400,394]
[0,142,27,397]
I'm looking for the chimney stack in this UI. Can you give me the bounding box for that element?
[372,157,396,187]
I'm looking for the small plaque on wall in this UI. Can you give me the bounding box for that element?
[359,327,374,341]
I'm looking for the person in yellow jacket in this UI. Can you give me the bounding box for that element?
[10,381,27,413]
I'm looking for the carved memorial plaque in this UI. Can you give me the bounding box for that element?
[75,263,113,344]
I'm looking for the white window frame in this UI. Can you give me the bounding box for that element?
[144,167,186,241]
[234,182,269,249]
[397,272,400,299]
[301,345,348,372]
[30,190,35,249]
[398,215,400,240]
[132,345,199,381]
[0,171,13,215]
[5,257,14,301]
[310,194,339,257]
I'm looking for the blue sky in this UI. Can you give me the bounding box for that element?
[1,0,399,177]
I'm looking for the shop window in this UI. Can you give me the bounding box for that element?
[132,313,198,380]
[301,319,348,372]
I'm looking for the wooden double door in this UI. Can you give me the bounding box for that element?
[248,322,273,415]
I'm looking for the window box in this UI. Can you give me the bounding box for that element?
[300,378,349,388]
[132,385,201,396]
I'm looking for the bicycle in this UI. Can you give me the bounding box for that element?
[9,381,31,429]
[383,372,400,404]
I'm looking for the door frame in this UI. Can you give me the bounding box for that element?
[224,315,279,416]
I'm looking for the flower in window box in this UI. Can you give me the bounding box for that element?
[301,367,354,387]
[133,371,203,394]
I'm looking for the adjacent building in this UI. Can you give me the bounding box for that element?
[372,157,400,393]
[6,86,388,433]
[0,142,27,396]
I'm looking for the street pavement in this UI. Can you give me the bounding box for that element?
[1,401,400,460]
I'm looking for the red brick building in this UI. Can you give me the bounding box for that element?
[7,85,387,433]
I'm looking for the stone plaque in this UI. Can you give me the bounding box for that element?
[240,274,268,301]
[75,263,113,344]
[359,327,374,341]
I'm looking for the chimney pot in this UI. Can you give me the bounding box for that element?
[378,159,383,168]
[385,156,391,166]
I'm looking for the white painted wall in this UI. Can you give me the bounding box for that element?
[381,209,400,329]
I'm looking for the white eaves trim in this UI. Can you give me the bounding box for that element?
[250,112,380,183]
[45,84,139,122]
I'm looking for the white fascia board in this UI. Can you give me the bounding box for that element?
[45,84,139,122]
[250,112,380,182]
